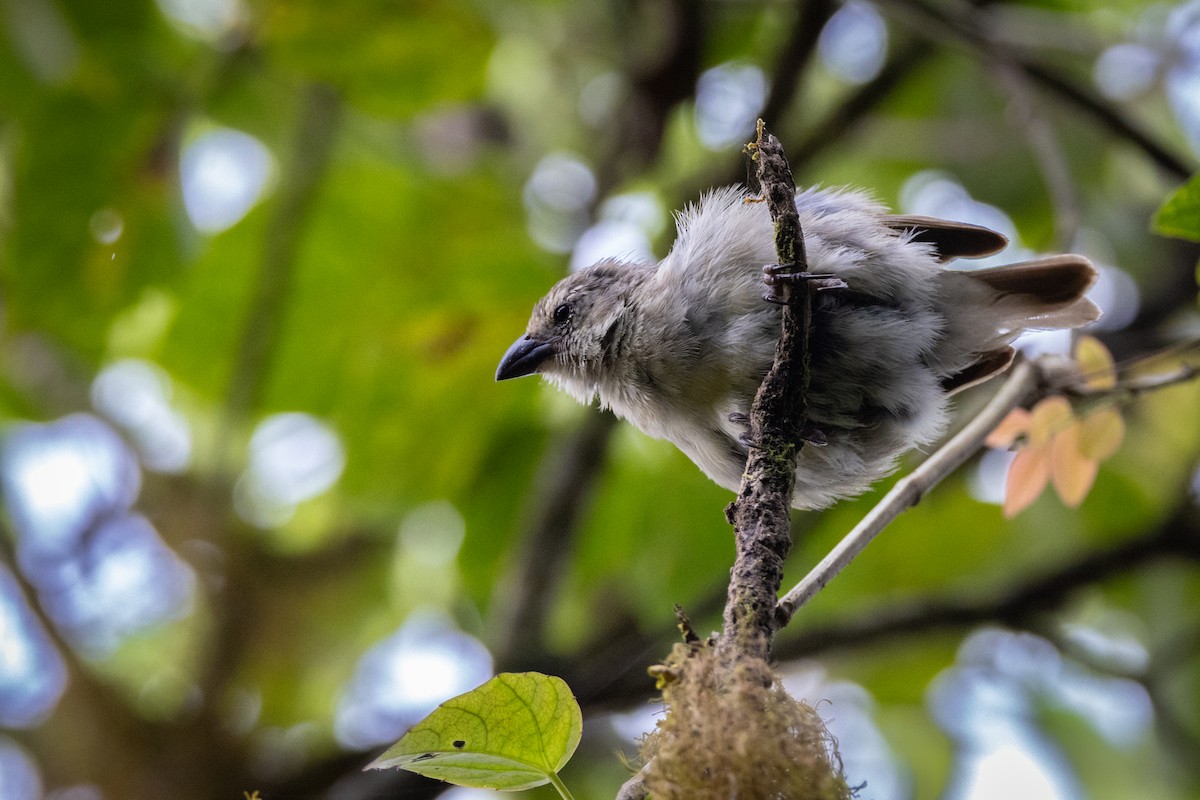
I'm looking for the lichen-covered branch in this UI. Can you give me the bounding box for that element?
[718,122,813,662]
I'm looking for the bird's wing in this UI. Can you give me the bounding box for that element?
[941,346,1016,395]
[884,216,1008,262]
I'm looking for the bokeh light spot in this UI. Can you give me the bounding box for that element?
[0,737,41,800]
[523,152,597,253]
[694,63,767,151]
[334,611,493,749]
[2,415,140,558]
[1093,43,1160,100]
[0,568,67,728]
[819,1,888,84]
[235,413,345,528]
[92,359,192,473]
[88,208,124,245]
[181,126,273,234]
[156,0,246,44]
[36,514,196,655]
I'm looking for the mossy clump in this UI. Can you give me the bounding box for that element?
[640,643,850,800]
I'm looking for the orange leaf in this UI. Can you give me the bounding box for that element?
[1079,407,1125,461]
[1075,335,1117,391]
[986,408,1030,448]
[1049,424,1099,507]
[1004,446,1050,518]
[1029,396,1074,447]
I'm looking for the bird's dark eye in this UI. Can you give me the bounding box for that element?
[553,303,572,325]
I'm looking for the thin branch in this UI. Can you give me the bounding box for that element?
[1021,60,1194,181]
[875,0,1195,180]
[776,358,1041,624]
[778,342,1200,623]
[1098,363,1200,397]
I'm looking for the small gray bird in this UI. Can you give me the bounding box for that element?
[497,186,1099,509]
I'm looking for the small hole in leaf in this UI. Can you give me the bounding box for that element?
[414,753,436,762]
[453,740,466,749]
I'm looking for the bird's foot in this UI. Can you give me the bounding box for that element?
[729,412,756,451]
[799,422,829,447]
[762,264,848,304]
[740,427,827,450]
[732,412,827,449]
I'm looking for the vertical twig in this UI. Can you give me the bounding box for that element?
[718,121,813,662]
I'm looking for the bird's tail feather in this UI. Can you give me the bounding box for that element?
[965,254,1101,329]
[933,254,1100,388]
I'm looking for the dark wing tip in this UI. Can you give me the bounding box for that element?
[886,215,1009,262]
[942,347,1016,395]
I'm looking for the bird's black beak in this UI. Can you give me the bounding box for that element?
[496,334,555,381]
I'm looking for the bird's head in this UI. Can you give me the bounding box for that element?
[496,261,644,395]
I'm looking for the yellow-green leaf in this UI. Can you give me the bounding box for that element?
[1153,172,1200,243]
[1075,335,1117,391]
[1079,407,1125,461]
[366,672,582,791]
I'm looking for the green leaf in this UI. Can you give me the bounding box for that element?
[1152,172,1200,242]
[366,672,582,792]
